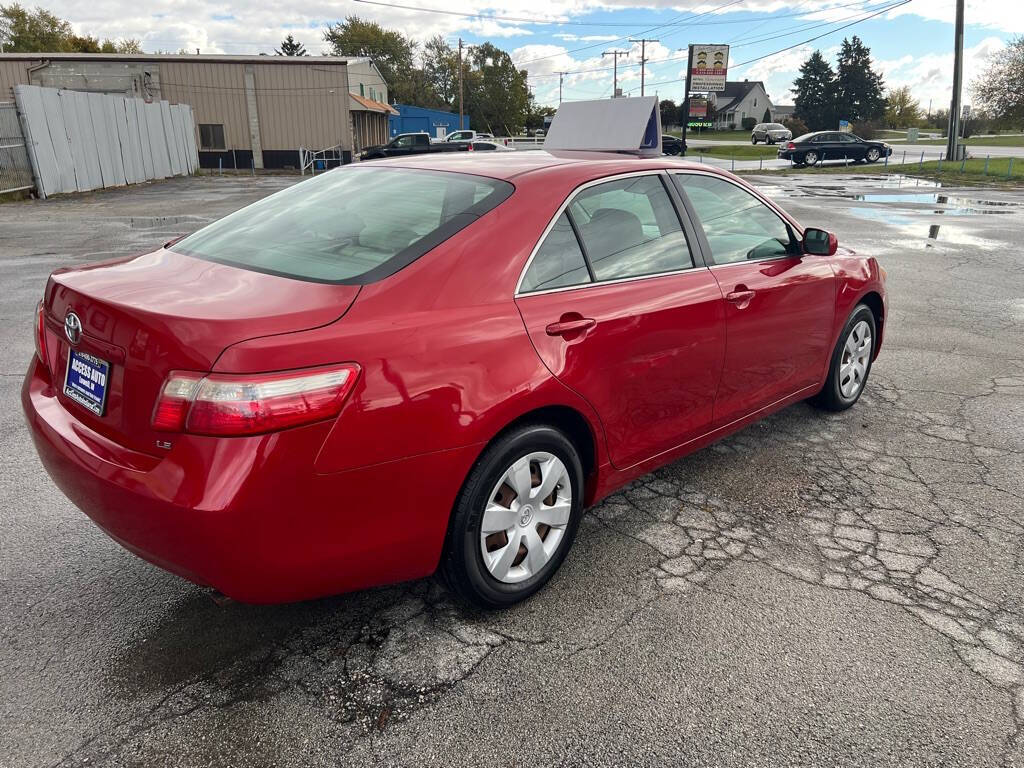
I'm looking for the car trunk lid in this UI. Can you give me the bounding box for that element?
[43,247,359,456]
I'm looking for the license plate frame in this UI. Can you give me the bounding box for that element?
[64,348,110,417]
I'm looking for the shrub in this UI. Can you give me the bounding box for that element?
[741,117,757,131]
[850,119,882,140]
[782,116,808,137]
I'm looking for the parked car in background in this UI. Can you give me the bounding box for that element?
[661,135,683,155]
[441,130,494,142]
[23,152,886,608]
[778,131,893,166]
[361,133,467,160]
[750,123,793,144]
[469,140,514,152]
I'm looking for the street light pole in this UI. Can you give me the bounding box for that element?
[945,0,964,161]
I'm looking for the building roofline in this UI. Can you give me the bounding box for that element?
[0,52,365,65]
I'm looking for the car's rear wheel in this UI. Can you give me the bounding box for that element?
[441,424,584,607]
[866,147,881,163]
[803,150,819,166]
[811,304,876,411]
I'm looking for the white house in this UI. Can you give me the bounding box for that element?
[710,80,775,129]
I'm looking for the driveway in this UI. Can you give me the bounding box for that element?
[2,171,1022,767]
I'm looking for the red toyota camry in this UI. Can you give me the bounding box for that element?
[22,152,886,607]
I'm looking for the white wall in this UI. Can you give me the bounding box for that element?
[14,84,198,199]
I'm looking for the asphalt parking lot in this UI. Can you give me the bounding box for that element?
[2,169,1023,767]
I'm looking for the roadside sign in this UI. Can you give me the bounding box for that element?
[689,45,729,92]
[839,119,851,133]
[689,97,708,118]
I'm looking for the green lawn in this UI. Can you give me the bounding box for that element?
[690,145,778,160]
[668,129,750,140]
[749,156,1024,185]
[887,134,1024,147]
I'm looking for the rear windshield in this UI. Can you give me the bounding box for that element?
[171,167,513,284]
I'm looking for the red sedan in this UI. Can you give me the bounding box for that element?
[22,152,886,607]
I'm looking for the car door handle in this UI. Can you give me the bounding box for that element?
[545,317,596,336]
[725,289,755,309]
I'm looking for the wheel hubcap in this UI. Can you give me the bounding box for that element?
[839,320,872,399]
[480,452,571,584]
[806,152,818,164]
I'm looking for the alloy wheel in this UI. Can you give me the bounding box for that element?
[480,452,572,584]
[867,148,880,162]
[804,150,819,165]
[839,320,872,398]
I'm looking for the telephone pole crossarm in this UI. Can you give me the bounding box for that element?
[629,38,659,97]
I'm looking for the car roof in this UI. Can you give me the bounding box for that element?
[355,150,727,183]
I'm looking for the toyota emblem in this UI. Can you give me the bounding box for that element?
[64,312,82,345]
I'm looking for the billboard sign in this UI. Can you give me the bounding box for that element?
[689,45,729,92]
[689,96,708,118]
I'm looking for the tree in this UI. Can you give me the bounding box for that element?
[0,3,73,51]
[324,17,421,104]
[422,35,460,107]
[0,4,141,53]
[275,34,307,56]
[835,36,885,122]
[884,85,921,127]
[463,42,530,134]
[659,98,677,128]
[972,35,1024,127]
[793,50,837,130]
[525,104,556,131]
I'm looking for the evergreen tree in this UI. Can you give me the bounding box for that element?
[793,50,837,131]
[835,36,886,122]
[275,34,307,56]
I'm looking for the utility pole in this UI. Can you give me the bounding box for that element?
[602,50,629,98]
[458,38,464,130]
[629,38,659,97]
[945,0,964,161]
[679,44,694,157]
[556,71,567,104]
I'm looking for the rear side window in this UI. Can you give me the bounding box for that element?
[520,213,591,292]
[569,175,692,281]
[171,167,512,284]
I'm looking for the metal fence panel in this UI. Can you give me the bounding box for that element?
[0,102,34,194]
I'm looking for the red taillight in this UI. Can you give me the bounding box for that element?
[153,364,360,436]
[34,300,48,370]
[787,142,796,150]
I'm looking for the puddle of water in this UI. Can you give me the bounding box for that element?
[850,193,1021,214]
[843,207,1000,250]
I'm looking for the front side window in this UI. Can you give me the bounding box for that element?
[674,174,796,265]
[568,175,692,281]
[392,136,413,147]
[520,213,591,292]
[172,167,512,283]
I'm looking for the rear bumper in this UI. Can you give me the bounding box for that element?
[22,357,480,603]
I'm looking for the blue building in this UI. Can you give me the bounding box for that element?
[388,104,468,140]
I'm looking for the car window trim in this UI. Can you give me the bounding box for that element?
[668,170,802,268]
[514,169,703,297]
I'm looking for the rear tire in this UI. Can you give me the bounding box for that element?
[803,150,819,166]
[811,304,876,412]
[441,424,584,608]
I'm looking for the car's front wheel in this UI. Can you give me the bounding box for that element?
[866,147,881,163]
[441,424,584,607]
[811,304,876,411]
[751,135,758,144]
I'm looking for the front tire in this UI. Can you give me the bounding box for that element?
[441,424,584,608]
[811,304,876,411]
[866,147,881,163]
[751,135,758,144]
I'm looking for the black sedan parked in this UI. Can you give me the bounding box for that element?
[661,134,683,155]
[778,131,893,166]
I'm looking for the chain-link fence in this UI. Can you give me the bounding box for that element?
[0,102,34,194]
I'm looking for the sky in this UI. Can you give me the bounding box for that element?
[44,0,1020,112]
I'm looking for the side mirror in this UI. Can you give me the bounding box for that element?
[803,227,837,256]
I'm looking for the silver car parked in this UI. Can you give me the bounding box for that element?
[751,123,793,145]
